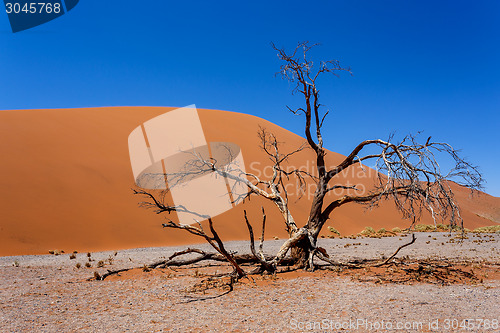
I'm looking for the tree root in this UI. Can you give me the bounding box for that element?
[94,234,417,281]
[91,232,484,290]
[372,233,416,267]
[315,233,417,269]
[90,248,489,296]
[94,248,275,281]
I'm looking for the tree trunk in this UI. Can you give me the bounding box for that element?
[289,188,326,269]
[289,217,325,269]
[289,234,313,269]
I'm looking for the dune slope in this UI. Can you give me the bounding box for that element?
[0,107,498,256]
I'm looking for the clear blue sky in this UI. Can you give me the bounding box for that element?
[1,1,499,196]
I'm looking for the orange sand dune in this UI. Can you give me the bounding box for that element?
[0,107,498,256]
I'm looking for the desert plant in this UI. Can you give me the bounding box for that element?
[360,227,376,236]
[327,226,340,236]
[415,224,437,232]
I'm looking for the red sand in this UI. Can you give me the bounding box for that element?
[0,107,498,256]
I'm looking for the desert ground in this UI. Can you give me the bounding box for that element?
[1,231,499,332]
[1,107,499,332]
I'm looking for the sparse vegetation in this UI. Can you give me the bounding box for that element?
[415,224,436,232]
[410,223,482,233]
[360,227,375,236]
[327,226,340,237]
[473,225,500,233]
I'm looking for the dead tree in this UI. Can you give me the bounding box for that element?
[133,41,483,275]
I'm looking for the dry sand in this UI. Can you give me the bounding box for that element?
[1,107,499,331]
[0,107,499,256]
[1,232,499,332]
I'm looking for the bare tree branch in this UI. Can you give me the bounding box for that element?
[130,41,484,275]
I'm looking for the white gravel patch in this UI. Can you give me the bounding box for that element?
[1,232,499,332]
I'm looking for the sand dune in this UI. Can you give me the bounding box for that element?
[0,107,498,256]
